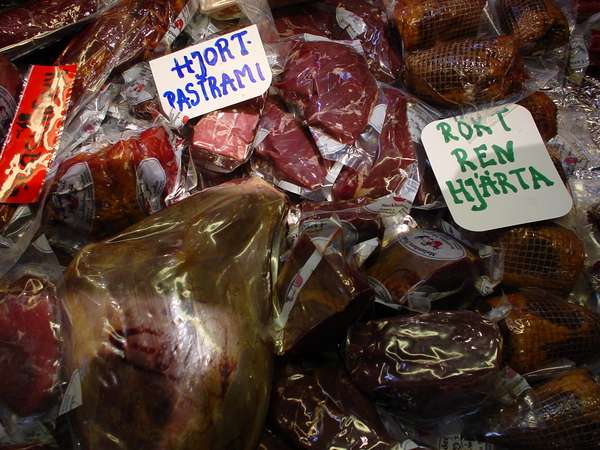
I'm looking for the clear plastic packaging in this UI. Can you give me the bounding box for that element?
[483,289,600,374]
[345,311,502,421]
[59,177,287,450]
[491,222,585,293]
[43,125,189,255]
[0,55,20,148]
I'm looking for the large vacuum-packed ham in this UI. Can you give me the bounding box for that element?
[0,277,60,417]
[404,36,525,107]
[44,127,182,246]
[486,289,600,373]
[394,0,486,50]
[276,40,378,145]
[345,311,502,419]
[59,178,287,450]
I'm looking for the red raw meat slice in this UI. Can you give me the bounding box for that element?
[276,40,378,145]
[274,3,339,38]
[254,98,327,191]
[191,98,262,173]
[0,278,59,417]
[333,87,417,200]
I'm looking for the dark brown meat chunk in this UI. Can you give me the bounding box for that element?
[517,91,558,141]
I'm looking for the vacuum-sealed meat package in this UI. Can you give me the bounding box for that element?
[334,0,403,82]
[495,0,571,51]
[366,229,478,311]
[0,0,104,57]
[491,223,585,292]
[252,96,330,196]
[485,289,600,374]
[479,368,600,449]
[0,276,60,448]
[332,86,420,202]
[276,39,379,167]
[404,36,525,107]
[274,2,339,38]
[345,311,502,420]
[394,0,487,51]
[56,0,192,118]
[517,91,558,142]
[257,430,292,450]
[273,219,373,355]
[271,366,427,450]
[60,178,287,450]
[44,126,186,253]
[191,97,264,173]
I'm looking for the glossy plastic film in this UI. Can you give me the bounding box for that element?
[59,177,287,450]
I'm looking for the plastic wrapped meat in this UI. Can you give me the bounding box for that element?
[56,0,187,117]
[276,40,378,145]
[191,98,263,173]
[0,0,98,55]
[496,0,570,51]
[253,97,328,192]
[366,229,477,309]
[0,55,20,146]
[333,87,418,200]
[45,127,182,247]
[274,3,339,38]
[480,369,600,449]
[491,223,585,292]
[345,311,502,419]
[60,178,287,450]
[334,0,403,82]
[394,0,486,50]
[270,366,408,450]
[404,36,525,107]
[485,289,600,374]
[273,222,373,355]
[0,277,60,417]
[517,91,558,142]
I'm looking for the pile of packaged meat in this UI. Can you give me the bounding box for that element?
[1,0,600,449]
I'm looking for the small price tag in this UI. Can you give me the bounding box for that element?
[150,24,272,123]
[421,105,572,232]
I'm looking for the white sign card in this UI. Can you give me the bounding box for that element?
[150,24,272,123]
[421,104,572,232]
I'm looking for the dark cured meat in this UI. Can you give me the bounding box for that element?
[345,311,502,418]
[481,369,600,449]
[270,366,401,450]
[276,40,378,144]
[404,36,525,107]
[0,277,60,417]
[56,0,186,115]
[257,431,293,450]
[254,97,327,191]
[394,0,486,50]
[0,54,20,146]
[497,0,570,51]
[486,289,600,374]
[333,87,417,200]
[45,127,180,242]
[517,91,558,142]
[61,178,287,450]
[274,3,339,38]
[491,223,585,292]
[0,0,97,50]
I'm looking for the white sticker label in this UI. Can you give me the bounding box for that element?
[368,103,387,134]
[336,7,368,39]
[136,157,167,214]
[421,105,572,232]
[59,369,83,416]
[52,162,95,233]
[438,435,494,450]
[150,25,272,122]
[398,230,466,261]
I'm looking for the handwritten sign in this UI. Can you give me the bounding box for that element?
[421,105,572,232]
[150,24,271,123]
